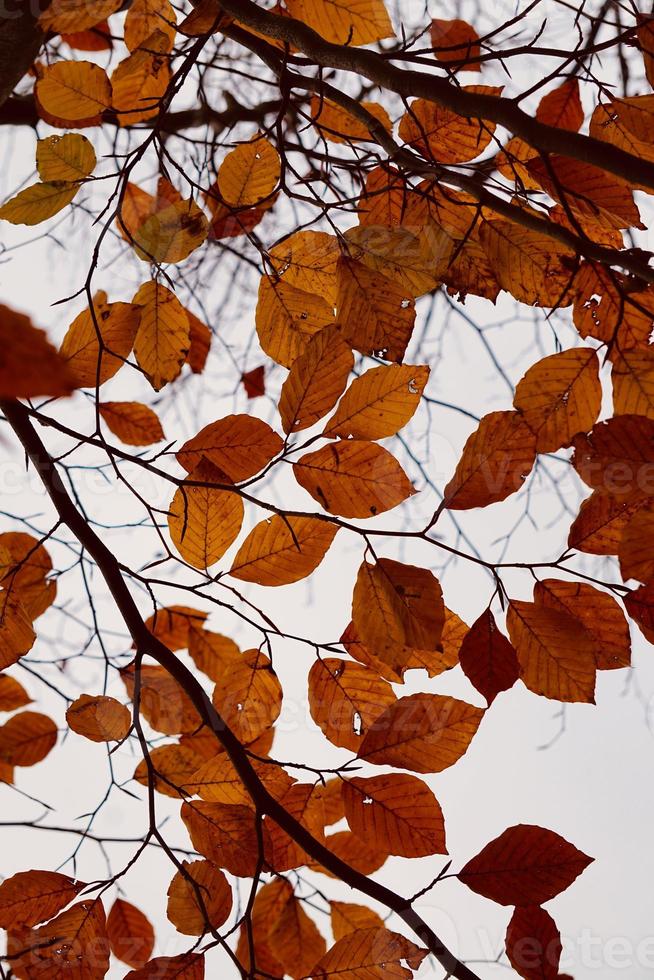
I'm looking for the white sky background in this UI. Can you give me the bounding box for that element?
[2,0,654,977]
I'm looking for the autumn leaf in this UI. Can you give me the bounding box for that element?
[479,219,575,307]
[0,303,77,398]
[256,275,335,368]
[568,491,643,556]
[134,743,205,798]
[168,459,244,569]
[212,647,282,742]
[66,694,131,742]
[176,414,282,480]
[506,905,562,980]
[98,401,165,445]
[218,133,281,207]
[131,195,208,262]
[358,692,484,773]
[121,663,202,735]
[430,18,481,70]
[311,96,391,142]
[506,599,597,703]
[266,881,327,979]
[181,800,263,876]
[60,294,140,388]
[527,155,642,230]
[513,347,601,453]
[308,657,396,751]
[0,710,57,766]
[0,181,80,225]
[187,625,240,681]
[284,0,394,45]
[536,78,583,131]
[107,899,155,968]
[9,900,110,980]
[330,902,385,942]
[125,0,177,51]
[144,605,208,650]
[0,674,31,711]
[342,773,446,857]
[35,61,112,125]
[0,592,36,670]
[399,88,501,163]
[336,256,416,362]
[458,824,593,905]
[458,609,520,705]
[39,0,122,32]
[351,558,444,672]
[0,871,86,929]
[443,411,537,510]
[132,280,190,390]
[125,953,204,980]
[611,348,654,420]
[229,515,338,586]
[36,133,97,181]
[311,927,427,979]
[325,364,429,440]
[278,324,353,433]
[0,531,57,619]
[571,415,654,498]
[166,860,232,936]
[293,441,415,517]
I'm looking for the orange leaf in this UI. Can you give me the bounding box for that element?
[573,262,654,349]
[125,953,204,980]
[624,582,654,643]
[284,0,393,45]
[342,773,446,857]
[176,414,282,480]
[311,927,427,979]
[308,657,396,752]
[310,95,391,143]
[107,898,154,969]
[0,592,35,670]
[357,692,484,773]
[256,276,334,368]
[0,674,31,711]
[266,883,327,979]
[458,609,520,706]
[67,694,131,742]
[513,347,601,453]
[121,663,202,735]
[430,18,480,70]
[527,155,642,230]
[535,78,583,132]
[99,401,165,445]
[0,531,57,620]
[35,61,112,125]
[134,743,205,798]
[0,871,85,929]
[293,441,415,518]
[124,0,177,52]
[443,410,537,510]
[506,599,597,703]
[166,860,232,936]
[212,647,282,742]
[168,459,244,570]
[479,219,575,307]
[399,87,501,163]
[534,579,630,670]
[336,256,415,362]
[218,133,280,207]
[0,711,57,765]
[132,280,190,390]
[571,415,654,498]
[186,309,212,373]
[181,801,262,876]
[325,364,429,440]
[458,824,593,905]
[187,625,239,681]
[144,605,208,650]
[568,491,643,556]
[330,902,384,942]
[59,293,140,387]
[611,347,654,420]
[278,324,353,434]
[39,0,122,32]
[10,900,109,980]
[229,515,338,586]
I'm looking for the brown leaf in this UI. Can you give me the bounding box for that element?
[351,559,444,672]
[59,294,140,387]
[10,900,109,980]
[267,885,327,979]
[107,899,154,969]
[181,801,263,876]
[571,415,654,498]
[506,905,562,980]
[0,592,35,670]
[458,609,520,705]
[241,365,265,398]
[443,411,537,510]
[0,711,57,766]
[330,902,385,942]
[624,582,654,643]
[506,599,597,703]
[336,256,415,362]
[311,927,427,979]
[0,674,31,711]
[534,579,631,670]
[513,348,601,453]
[66,694,131,742]
[166,860,232,936]
[0,304,76,398]
[121,663,202,735]
[125,953,204,980]
[568,491,644,556]
[536,78,583,131]
[307,830,389,879]
[176,414,282,480]
[0,531,57,619]
[293,441,415,518]
[458,824,593,905]
[308,657,396,752]
[343,773,446,857]
[430,18,480,70]
[399,88,501,163]
[229,515,338,586]
[0,871,85,929]
[212,647,282,743]
[358,692,484,773]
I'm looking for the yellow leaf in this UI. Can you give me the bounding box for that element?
[217,133,280,207]
[35,61,112,125]
[326,363,429,439]
[0,181,79,225]
[343,222,453,298]
[132,280,189,390]
[60,295,140,387]
[125,0,177,51]
[168,460,244,569]
[229,515,338,586]
[279,325,353,433]
[36,133,96,181]
[311,96,391,143]
[131,197,208,263]
[111,34,171,125]
[166,860,232,937]
[285,0,394,45]
[293,441,415,517]
[39,0,122,32]
[513,348,601,453]
[256,276,335,368]
[66,694,131,742]
[99,401,165,445]
[612,348,654,420]
[479,219,575,307]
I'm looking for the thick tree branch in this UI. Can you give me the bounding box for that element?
[0,2,47,109]
[0,397,482,980]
